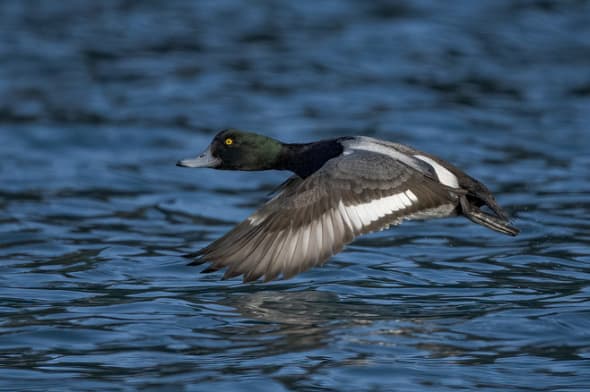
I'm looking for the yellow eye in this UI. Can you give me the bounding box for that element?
[224,137,233,146]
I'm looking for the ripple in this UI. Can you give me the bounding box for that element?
[1,0,590,390]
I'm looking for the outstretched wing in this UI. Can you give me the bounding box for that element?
[188,149,461,282]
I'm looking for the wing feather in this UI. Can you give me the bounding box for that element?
[188,149,461,281]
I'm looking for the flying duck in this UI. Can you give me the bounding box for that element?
[177,129,519,283]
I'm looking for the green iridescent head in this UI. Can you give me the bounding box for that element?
[177,129,283,171]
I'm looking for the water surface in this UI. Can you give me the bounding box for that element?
[1,1,589,391]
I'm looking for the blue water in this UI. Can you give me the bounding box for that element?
[1,1,589,391]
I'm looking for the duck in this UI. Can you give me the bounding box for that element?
[177,129,519,283]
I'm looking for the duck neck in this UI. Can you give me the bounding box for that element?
[278,139,344,178]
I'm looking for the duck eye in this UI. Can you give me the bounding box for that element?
[224,137,234,146]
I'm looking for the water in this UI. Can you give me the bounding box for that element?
[1,1,589,391]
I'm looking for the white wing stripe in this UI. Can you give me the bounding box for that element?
[341,190,418,226]
[344,202,363,230]
[405,189,418,202]
[399,192,412,207]
[314,219,323,257]
[324,213,335,252]
[337,201,355,232]
[251,189,421,275]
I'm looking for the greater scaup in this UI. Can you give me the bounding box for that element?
[177,129,519,282]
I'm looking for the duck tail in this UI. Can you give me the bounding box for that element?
[459,196,519,236]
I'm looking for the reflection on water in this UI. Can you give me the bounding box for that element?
[1,0,590,391]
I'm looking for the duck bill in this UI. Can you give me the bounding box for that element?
[176,146,221,168]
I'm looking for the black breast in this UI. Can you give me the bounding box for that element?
[280,138,346,178]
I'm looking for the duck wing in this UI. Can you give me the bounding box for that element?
[188,149,462,282]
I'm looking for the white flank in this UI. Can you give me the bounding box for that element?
[413,155,459,188]
[342,138,460,189]
[344,139,420,170]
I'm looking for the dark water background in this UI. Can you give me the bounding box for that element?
[1,1,589,391]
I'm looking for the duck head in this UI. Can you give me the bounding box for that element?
[177,129,283,171]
